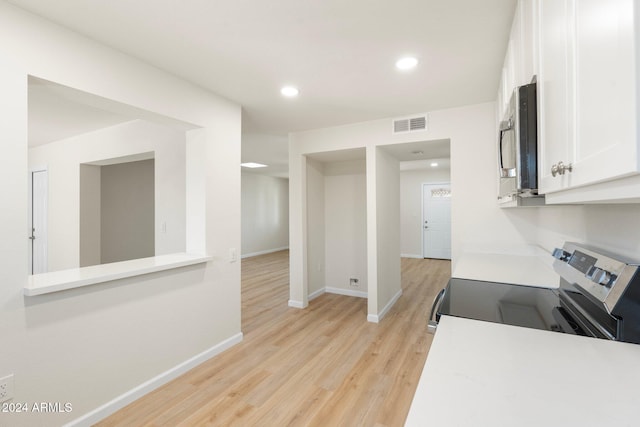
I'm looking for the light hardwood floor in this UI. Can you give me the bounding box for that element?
[97,251,451,427]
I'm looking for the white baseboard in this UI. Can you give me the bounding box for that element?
[241,246,289,259]
[308,288,325,301]
[367,289,403,323]
[401,253,423,259]
[65,332,243,427]
[307,287,366,302]
[288,299,306,308]
[325,287,367,299]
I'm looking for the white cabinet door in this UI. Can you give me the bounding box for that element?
[509,0,537,87]
[537,0,575,193]
[510,1,524,87]
[498,0,529,121]
[538,0,638,197]
[571,0,637,187]
[520,0,538,83]
[499,42,515,119]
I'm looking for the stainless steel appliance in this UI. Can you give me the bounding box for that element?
[497,81,542,205]
[428,242,640,344]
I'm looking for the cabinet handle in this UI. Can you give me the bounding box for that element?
[551,161,573,177]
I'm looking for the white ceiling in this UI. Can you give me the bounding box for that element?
[17,0,516,173]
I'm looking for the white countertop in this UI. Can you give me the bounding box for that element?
[405,316,640,427]
[453,251,559,288]
[25,253,211,296]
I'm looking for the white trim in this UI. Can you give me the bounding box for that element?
[401,253,423,259]
[308,288,325,301]
[25,253,212,296]
[288,299,306,308]
[308,287,367,301]
[367,289,403,323]
[325,287,368,299]
[241,246,289,259]
[64,332,243,427]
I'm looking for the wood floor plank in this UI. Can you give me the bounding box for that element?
[96,252,451,427]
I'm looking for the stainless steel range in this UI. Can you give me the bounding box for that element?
[428,242,640,344]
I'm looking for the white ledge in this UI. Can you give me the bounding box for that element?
[24,253,212,296]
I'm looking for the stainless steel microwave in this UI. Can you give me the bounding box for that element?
[498,82,538,202]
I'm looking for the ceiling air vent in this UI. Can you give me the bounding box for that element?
[392,114,428,134]
[394,119,410,133]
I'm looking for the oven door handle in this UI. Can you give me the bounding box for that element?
[427,288,446,334]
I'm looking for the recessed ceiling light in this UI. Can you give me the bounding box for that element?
[396,57,418,70]
[241,162,268,168]
[281,86,299,97]
[430,162,439,167]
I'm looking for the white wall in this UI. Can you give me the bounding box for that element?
[100,159,155,264]
[0,3,241,425]
[29,120,184,271]
[578,205,640,258]
[300,158,368,300]
[324,160,368,294]
[533,204,640,260]
[241,173,289,257]
[306,157,326,296]
[400,166,451,258]
[79,164,101,267]
[371,147,401,320]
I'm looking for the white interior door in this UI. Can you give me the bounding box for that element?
[31,169,48,274]
[422,183,451,260]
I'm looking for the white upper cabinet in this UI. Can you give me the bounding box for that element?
[573,0,636,184]
[537,0,639,200]
[537,0,575,193]
[497,1,538,124]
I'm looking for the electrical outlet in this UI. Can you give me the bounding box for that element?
[349,278,359,288]
[0,374,14,402]
[229,248,238,263]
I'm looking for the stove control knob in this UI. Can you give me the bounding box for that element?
[586,267,612,286]
[552,248,571,262]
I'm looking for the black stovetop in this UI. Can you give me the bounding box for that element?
[438,278,567,333]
